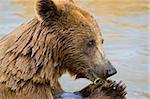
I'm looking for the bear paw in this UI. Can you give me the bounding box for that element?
[80,80,127,99]
[100,80,127,98]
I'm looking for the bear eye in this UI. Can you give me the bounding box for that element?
[102,39,104,44]
[87,40,96,47]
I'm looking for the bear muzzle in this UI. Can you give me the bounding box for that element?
[104,61,117,78]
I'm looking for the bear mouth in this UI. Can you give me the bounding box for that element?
[75,72,106,85]
[75,73,86,79]
[74,67,117,85]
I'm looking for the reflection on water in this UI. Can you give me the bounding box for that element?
[0,0,149,98]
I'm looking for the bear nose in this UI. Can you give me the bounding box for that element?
[105,68,117,78]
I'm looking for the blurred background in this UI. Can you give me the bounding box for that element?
[0,0,149,98]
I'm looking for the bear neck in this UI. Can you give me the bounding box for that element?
[0,17,65,91]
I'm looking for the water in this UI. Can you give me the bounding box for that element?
[0,0,149,98]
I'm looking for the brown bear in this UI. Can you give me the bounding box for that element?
[0,0,125,99]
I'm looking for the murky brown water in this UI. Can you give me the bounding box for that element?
[0,0,149,98]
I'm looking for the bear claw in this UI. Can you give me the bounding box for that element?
[80,79,127,99]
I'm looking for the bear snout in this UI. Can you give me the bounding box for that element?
[105,67,117,78]
[104,61,117,78]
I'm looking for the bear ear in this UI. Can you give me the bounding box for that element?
[68,0,74,3]
[35,0,62,22]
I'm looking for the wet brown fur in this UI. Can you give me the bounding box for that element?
[0,0,123,99]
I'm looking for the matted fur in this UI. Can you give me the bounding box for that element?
[0,0,120,99]
[0,18,63,98]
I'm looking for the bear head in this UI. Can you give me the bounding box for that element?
[35,0,117,84]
